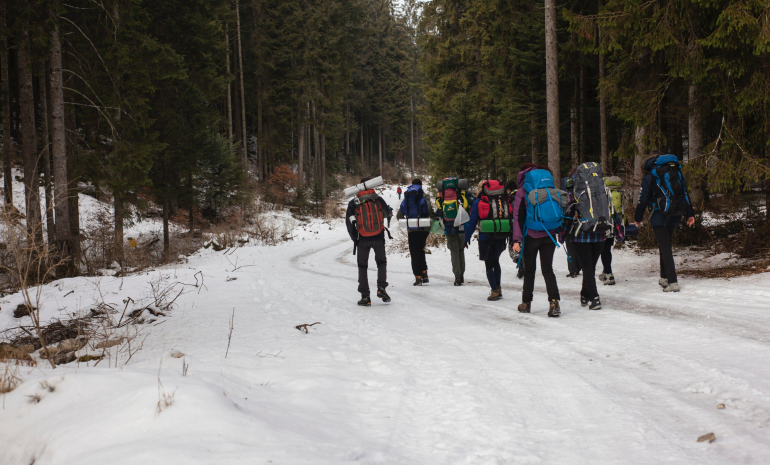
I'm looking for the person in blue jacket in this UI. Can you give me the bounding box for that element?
[634,152,696,292]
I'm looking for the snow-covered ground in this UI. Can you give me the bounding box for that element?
[1,185,769,464]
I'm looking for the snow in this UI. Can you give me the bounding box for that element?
[2,184,770,464]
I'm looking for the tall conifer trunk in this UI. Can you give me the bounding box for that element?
[545,0,560,181]
[18,35,43,248]
[225,26,233,154]
[38,62,56,246]
[531,114,539,164]
[50,19,70,254]
[360,117,364,171]
[688,84,706,209]
[410,94,415,178]
[579,61,586,163]
[634,126,646,195]
[1,1,11,206]
[297,103,304,183]
[598,0,608,173]
[378,126,383,175]
[65,85,80,259]
[569,79,579,166]
[235,0,247,168]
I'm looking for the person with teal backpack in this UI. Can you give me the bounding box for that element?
[436,177,471,286]
[511,164,567,317]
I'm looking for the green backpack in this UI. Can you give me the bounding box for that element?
[605,176,625,222]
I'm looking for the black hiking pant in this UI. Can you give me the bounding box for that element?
[479,238,507,290]
[654,224,678,284]
[522,236,560,302]
[565,236,582,275]
[601,236,615,274]
[407,230,430,276]
[357,237,387,296]
[575,241,604,300]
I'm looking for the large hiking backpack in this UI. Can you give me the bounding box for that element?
[574,162,613,232]
[354,190,385,237]
[651,155,690,217]
[521,169,568,232]
[436,177,469,223]
[400,184,430,230]
[477,180,512,236]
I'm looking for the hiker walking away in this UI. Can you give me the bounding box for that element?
[561,172,582,279]
[465,180,512,301]
[569,162,613,310]
[346,177,392,306]
[512,164,565,317]
[634,152,696,292]
[436,177,472,286]
[397,179,437,285]
[599,175,628,286]
[397,186,402,200]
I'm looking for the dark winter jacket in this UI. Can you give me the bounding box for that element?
[346,196,391,242]
[634,156,695,228]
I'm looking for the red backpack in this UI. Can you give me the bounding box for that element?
[477,180,511,219]
[354,189,385,237]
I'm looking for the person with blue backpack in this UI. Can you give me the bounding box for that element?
[634,151,696,292]
[511,164,566,317]
[397,179,437,286]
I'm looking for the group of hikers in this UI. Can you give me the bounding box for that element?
[345,151,695,316]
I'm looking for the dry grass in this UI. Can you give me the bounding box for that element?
[679,259,770,279]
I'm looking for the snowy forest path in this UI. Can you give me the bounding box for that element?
[286,236,770,464]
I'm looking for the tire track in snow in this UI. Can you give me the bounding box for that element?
[287,238,770,463]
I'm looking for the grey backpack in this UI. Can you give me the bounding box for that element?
[573,162,612,232]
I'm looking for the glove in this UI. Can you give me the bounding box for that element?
[464,241,470,249]
[351,219,358,229]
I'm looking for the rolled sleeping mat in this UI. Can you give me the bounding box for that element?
[344,176,384,198]
[398,218,432,229]
[436,178,469,191]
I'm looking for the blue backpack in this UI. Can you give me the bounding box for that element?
[651,155,691,217]
[400,184,429,228]
[521,169,568,236]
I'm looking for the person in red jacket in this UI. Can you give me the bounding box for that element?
[397,186,402,200]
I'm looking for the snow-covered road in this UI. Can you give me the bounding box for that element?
[2,214,769,464]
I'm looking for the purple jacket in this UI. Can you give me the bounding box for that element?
[511,167,558,243]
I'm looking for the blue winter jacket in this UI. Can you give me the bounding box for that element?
[634,156,695,228]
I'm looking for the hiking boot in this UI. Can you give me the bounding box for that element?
[603,273,615,285]
[567,272,579,278]
[659,278,669,287]
[377,287,391,302]
[598,272,608,282]
[460,275,464,284]
[548,299,560,317]
[589,297,602,310]
[424,248,431,254]
[453,277,463,286]
[580,295,589,307]
[663,282,680,292]
[487,288,502,301]
[517,302,531,313]
[517,267,525,279]
[357,295,371,307]
[421,270,429,284]
[413,275,423,286]
[497,286,503,298]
